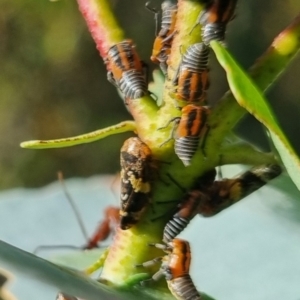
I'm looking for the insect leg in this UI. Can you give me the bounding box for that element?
[83,206,119,250]
[158,117,181,147]
[135,256,163,268]
[84,247,110,275]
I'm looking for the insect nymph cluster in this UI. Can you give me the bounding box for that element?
[24,0,287,299]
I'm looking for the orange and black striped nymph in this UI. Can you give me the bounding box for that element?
[197,164,282,217]
[163,190,209,242]
[120,137,154,230]
[163,169,216,242]
[173,43,210,104]
[106,40,147,99]
[199,0,238,45]
[106,40,143,79]
[138,239,201,300]
[175,104,210,166]
[163,164,282,242]
[149,1,177,75]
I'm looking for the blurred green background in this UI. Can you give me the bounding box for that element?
[0,0,299,189]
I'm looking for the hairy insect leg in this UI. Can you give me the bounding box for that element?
[136,256,163,268]
[158,117,180,147]
[136,256,165,286]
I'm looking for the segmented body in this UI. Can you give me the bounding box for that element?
[198,164,282,217]
[167,275,201,300]
[173,43,210,104]
[163,190,208,242]
[106,40,147,99]
[163,239,200,300]
[120,137,153,229]
[151,1,177,75]
[199,0,238,44]
[106,40,142,77]
[163,164,281,241]
[174,105,210,166]
[139,239,201,300]
[118,70,148,99]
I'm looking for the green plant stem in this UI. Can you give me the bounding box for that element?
[86,0,300,288]
[100,0,212,287]
[220,144,277,166]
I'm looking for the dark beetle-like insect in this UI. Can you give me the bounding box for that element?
[199,0,238,45]
[137,238,201,300]
[120,137,154,230]
[163,189,209,243]
[163,164,282,242]
[147,1,178,75]
[173,43,210,105]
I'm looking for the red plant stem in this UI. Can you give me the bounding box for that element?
[76,0,125,58]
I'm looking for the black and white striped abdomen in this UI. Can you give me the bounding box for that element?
[168,275,201,300]
[159,2,178,37]
[175,136,200,167]
[119,70,147,99]
[181,43,210,73]
[163,217,189,243]
[202,23,226,45]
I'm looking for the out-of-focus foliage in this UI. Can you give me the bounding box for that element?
[211,41,300,189]
[0,0,299,189]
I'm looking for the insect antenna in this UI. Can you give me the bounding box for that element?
[145,1,159,36]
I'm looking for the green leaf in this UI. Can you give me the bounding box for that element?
[0,241,213,300]
[0,241,120,300]
[211,41,300,190]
